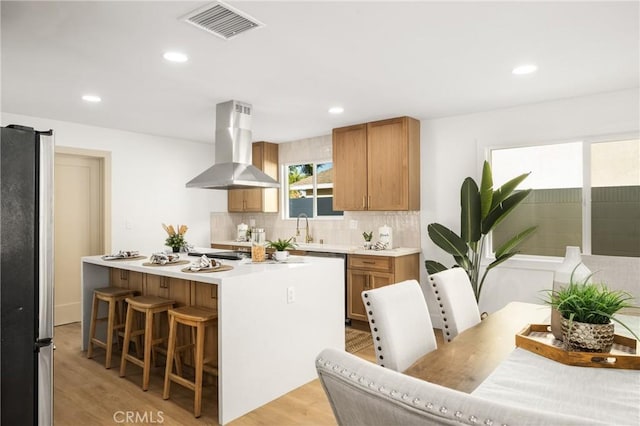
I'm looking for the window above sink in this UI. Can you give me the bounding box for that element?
[285,161,344,220]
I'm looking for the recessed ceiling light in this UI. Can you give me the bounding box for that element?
[512,64,538,75]
[163,51,188,63]
[328,106,344,114]
[82,94,101,103]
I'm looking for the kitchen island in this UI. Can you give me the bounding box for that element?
[81,251,344,424]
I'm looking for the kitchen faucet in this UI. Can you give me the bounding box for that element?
[296,213,313,243]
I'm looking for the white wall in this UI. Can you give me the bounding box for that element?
[419,88,640,323]
[2,112,227,253]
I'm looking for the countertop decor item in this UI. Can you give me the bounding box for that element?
[425,160,537,302]
[101,250,145,261]
[545,276,639,352]
[266,237,296,251]
[251,228,266,262]
[516,324,639,369]
[237,223,248,242]
[362,231,373,249]
[378,225,392,248]
[163,223,188,252]
[144,252,187,266]
[267,237,296,261]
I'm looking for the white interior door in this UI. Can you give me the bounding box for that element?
[54,153,104,325]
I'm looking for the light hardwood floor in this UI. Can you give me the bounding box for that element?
[53,323,377,425]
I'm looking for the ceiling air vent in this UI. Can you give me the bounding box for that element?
[181,1,264,40]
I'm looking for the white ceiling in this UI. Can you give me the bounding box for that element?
[2,1,638,144]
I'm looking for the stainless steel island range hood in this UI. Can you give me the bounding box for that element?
[186,100,280,189]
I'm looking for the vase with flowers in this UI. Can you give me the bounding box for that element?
[162,223,188,252]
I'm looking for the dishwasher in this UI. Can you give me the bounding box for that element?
[303,251,350,325]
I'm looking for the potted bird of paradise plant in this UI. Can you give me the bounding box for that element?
[425,161,537,302]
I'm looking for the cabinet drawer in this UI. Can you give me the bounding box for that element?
[348,255,392,272]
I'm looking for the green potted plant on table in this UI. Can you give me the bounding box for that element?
[425,161,537,302]
[163,223,188,252]
[267,237,296,261]
[546,275,638,352]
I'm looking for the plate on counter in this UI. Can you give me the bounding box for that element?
[143,259,190,267]
[102,253,146,261]
[181,265,234,273]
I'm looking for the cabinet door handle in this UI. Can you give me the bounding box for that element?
[368,195,371,209]
[161,277,169,289]
[362,196,366,209]
[362,260,376,264]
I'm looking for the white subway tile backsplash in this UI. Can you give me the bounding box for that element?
[211,210,421,248]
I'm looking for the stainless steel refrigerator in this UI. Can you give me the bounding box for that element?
[1,124,54,425]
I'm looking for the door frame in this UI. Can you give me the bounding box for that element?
[54,146,112,254]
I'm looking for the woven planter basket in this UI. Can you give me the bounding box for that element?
[561,317,615,353]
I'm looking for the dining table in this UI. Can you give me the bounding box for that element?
[404,301,551,392]
[403,301,640,425]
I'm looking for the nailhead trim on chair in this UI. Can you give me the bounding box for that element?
[362,292,385,367]
[316,357,506,426]
[428,276,453,342]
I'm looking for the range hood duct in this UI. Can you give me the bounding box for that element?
[186,100,280,189]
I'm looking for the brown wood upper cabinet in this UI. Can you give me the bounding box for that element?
[228,141,279,212]
[333,117,420,211]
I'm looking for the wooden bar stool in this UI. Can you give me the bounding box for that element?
[163,306,218,418]
[87,287,135,369]
[119,295,175,391]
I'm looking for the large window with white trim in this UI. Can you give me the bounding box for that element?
[285,161,343,219]
[491,138,639,257]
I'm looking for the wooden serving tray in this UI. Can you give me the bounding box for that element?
[516,324,639,370]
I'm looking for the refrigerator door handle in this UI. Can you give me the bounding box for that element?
[35,338,53,352]
[38,131,54,341]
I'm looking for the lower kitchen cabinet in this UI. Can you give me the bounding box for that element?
[144,274,191,307]
[347,253,419,322]
[191,282,219,368]
[109,268,143,293]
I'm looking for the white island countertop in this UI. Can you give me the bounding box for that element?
[81,249,344,424]
[212,240,421,257]
[82,249,318,285]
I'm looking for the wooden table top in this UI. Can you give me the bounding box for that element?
[403,302,550,393]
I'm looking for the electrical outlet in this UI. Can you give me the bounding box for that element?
[287,286,295,304]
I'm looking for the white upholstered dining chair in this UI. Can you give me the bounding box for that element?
[361,279,437,372]
[428,268,481,342]
[315,348,604,426]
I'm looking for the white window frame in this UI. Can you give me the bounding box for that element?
[482,131,640,263]
[281,160,343,221]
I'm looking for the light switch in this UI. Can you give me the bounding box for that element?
[349,220,358,229]
[287,286,295,304]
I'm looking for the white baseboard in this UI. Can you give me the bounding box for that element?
[55,302,81,326]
